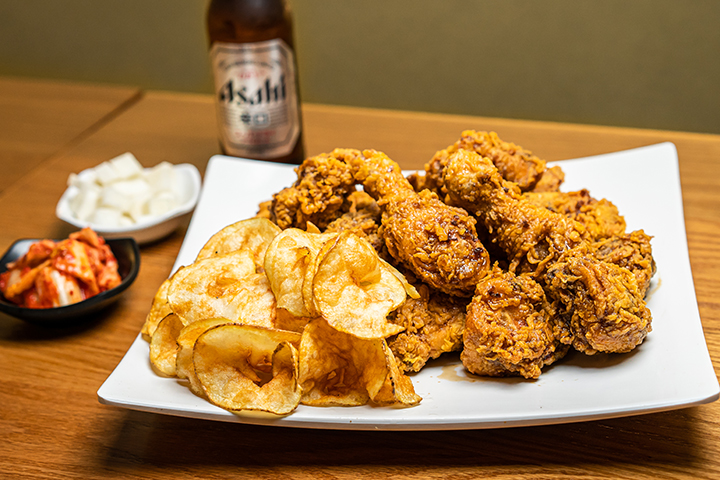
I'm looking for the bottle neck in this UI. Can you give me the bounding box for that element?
[207,0,293,46]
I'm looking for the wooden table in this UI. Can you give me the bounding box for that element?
[0,76,141,193]
[1,81,719,479]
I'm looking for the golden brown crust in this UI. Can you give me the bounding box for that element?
[461,267,568,379]
[388,282,468,373]
[424,130,562,196]
[258,135,656,378]
[592,230,656,296]
[545,246,652,354]
[352,149,491,297]
[323,191,384,255]
[523,191,655,297]
[441,150,585,275]
[267,148,492,297]
[531,165,566,192]
[442,149,652,355]
[523,189,627,241]
[268,148,362,230]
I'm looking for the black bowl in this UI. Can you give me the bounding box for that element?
[0,237,140,326]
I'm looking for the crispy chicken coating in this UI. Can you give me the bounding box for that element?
[295,169,474,370]
[461,266,569,379]
[351,149,491,297]
[262,140,655,368]
[387,281,468,373]
[323,191,384,254]
[532,165,565,193]
[268,148,362,230]
[438,150,585,275]
[256,200,272,220]
[266,148,491,297]
[442,150,652,355]
[545,245,651,354]
[524,191,655,296]
[523,189,626,241]
[421,130,563,196]
[592,230,656,296]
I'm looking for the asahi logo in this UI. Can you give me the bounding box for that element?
[210,38,300,158]
[218,75,287,106]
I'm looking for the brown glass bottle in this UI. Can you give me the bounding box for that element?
[207,0,305,164]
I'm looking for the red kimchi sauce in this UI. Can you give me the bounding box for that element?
[0,228,122,308]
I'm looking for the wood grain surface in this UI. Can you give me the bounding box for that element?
[0,76,141,193]
[1,85,719,479]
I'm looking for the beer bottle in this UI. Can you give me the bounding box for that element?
[206,0,305,164]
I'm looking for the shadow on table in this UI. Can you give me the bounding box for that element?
[99,406,703,474]
[0,301,121,341]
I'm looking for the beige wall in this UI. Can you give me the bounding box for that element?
[1,0,719,134]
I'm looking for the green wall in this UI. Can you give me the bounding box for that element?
[2,0,719,134]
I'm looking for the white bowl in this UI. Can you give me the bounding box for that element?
[56,163,202,245]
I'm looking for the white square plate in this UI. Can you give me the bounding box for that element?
[98,142,719,430]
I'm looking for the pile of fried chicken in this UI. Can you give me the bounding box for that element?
[258,131,656,379]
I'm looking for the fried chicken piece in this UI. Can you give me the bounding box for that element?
[268,148,363,230]
[461,266,570,379]
[438,150,585,275]
[442,150,652,354]
[350,149,491,297]
[324,191,384,255]
[532,165,565,193]
[422,130,563,197]
[524,191,655,296]
[523,189,626,241]
[592,230,656,296]
[266,148,490,297]
[387,281,468,373]
[545,244,651,354]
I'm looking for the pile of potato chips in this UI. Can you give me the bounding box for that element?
[142,217,422,415]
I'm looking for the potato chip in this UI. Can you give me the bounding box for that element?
[372,341,422,406]
[195,217,281,266]
[298,318,389,406]
[167,250,275,328]
[312,232,407,339]
[193,324,302,415]
[149,313,184,376]
[141,276,174,339]
[274,307,313,333]
[380,258,421,300]
[301,232,339,317]
[143,212,424,416]
[176,318,234,396]
[263,228,336,318]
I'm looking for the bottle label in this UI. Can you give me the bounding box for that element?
[210,39,300,159]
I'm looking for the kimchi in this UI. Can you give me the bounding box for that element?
[0,228,122,309]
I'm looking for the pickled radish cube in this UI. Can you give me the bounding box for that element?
[67,172,78,187]
[147,191,178,216]
[117,215,134,227]
[67,168,98,188]
[109,152,144,181]
[90,207,123,226]
[99,184,133,213]
[127,199,148,223]
[110,178,151,197]
[70,184,101,222]
[94,161,119,186]
[144,161,178,194]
